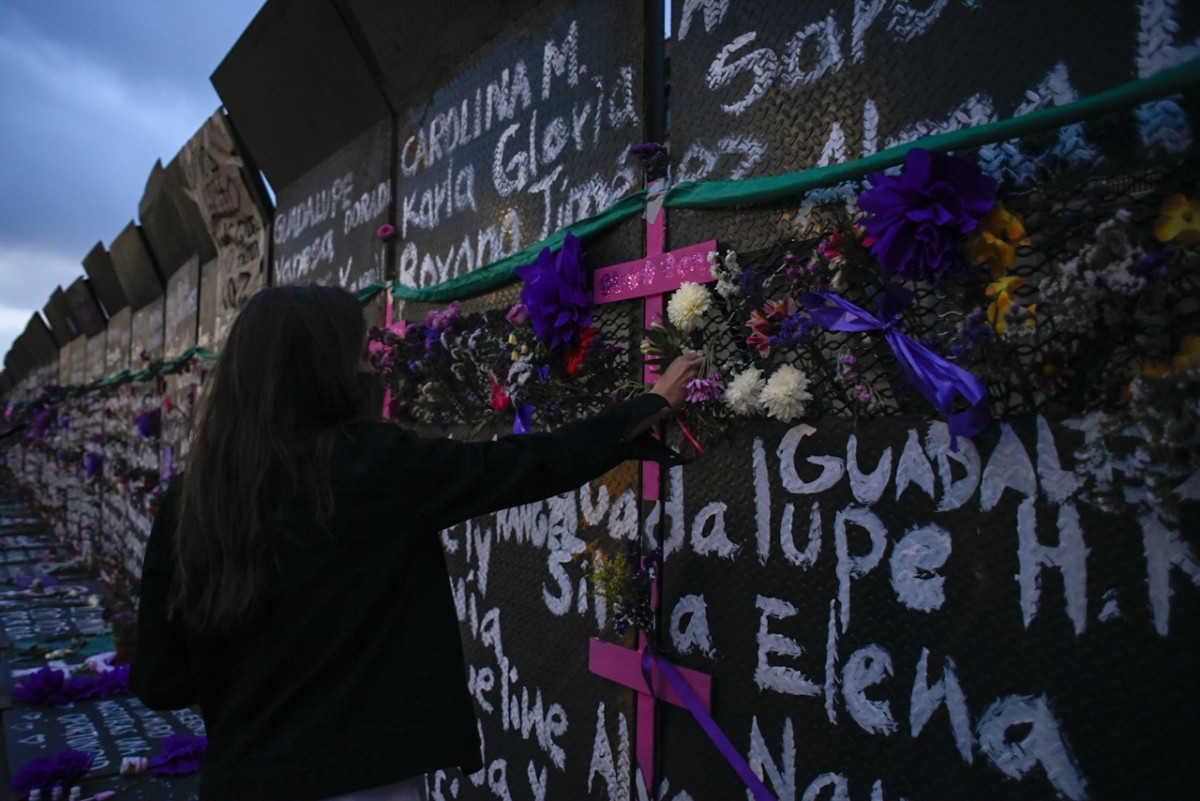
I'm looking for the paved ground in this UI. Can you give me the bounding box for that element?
[0,479,201,801]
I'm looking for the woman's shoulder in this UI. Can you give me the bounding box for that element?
[333,418,416,460]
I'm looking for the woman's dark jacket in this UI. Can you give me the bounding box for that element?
[130,395,675,801]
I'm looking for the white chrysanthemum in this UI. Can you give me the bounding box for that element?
[724,367,765,415]
[760,365,812,423]
[667,282,713,333]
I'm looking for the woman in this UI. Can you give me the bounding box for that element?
[130,284,700,801]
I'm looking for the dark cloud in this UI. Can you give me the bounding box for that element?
[0,0,264,364]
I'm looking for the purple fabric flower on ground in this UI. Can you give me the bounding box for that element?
[84,452,104,479]
[857,148,997,283]
[15,575,58,589]
[65,664,132,701]
[514,232,592,349]
[11,749,94,798]
[149,734,208,775]
[13,667,71,706]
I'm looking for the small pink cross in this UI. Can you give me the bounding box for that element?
[592,217,716,504]
[589,633,713,796]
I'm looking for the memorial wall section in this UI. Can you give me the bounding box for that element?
[0,1,1197,799]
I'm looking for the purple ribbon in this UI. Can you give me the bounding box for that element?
[513,404,533,435]
[640,648,778,801]
[805,289,990,444]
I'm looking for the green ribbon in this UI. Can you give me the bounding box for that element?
[665,57,1200,209]
[389,191,649,303]
[387,57,1200,303]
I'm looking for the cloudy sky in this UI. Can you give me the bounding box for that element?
[0,0,265,367]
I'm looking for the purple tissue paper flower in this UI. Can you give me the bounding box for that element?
[15,575,59,589]
[65,663,132,701]
[30,409,56,440]
[857,148,997,283]
[424,300,461,331]
[135,408,162,439]
[14,665,133,707]
[13,667,71,706]
[11,749,94,797]
[84,452,104,479]
[149,734,208,775]
[514,232,592,349]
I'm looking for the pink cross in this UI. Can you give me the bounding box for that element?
[589,633,713,796]
[591,195,717,796]
[591,219,716,503]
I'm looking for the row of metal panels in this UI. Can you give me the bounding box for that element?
[8,1,1191,385]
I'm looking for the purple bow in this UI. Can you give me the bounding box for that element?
[805,289,990,443]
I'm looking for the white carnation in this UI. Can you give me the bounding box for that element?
[760,365,812,422]
[667,282,713,333]
[724,367,765,415]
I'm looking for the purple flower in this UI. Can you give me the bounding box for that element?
[506,303,530,327]
[11,749,94,797]
[64,664,132,701]
[13,667,71,706]
[30,409,56,440]
[514,232,592,349]
[770,312,814,346]
[149,734,208,775]
[424,301,461,331]
[15,575,58,589]
[377,223,396,240]
[85,452,104,479]
[857,148,997,283]
[1031,349,1073,396]
[685,372,725,403]
[629,142,670,180]
[135,408,161,439]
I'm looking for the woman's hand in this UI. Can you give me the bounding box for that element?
[649,352,703,409]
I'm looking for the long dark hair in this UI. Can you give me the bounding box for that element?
[170,284,371,631]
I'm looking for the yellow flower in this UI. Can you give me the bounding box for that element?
[1145,334,1200,377]
[967,203,1030,278]
[1154,194,1200,244]
[986,275,1026,333]
[1147,335,1200,378]
[1173,334,1200,371]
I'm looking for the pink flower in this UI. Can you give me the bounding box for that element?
[685,372,725,403]
[506,303,530,327]
[490,377,513,412]
[368,320,408,358]
[746,298,796,357]
[377,223,396,240]
[425,301,461,330]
